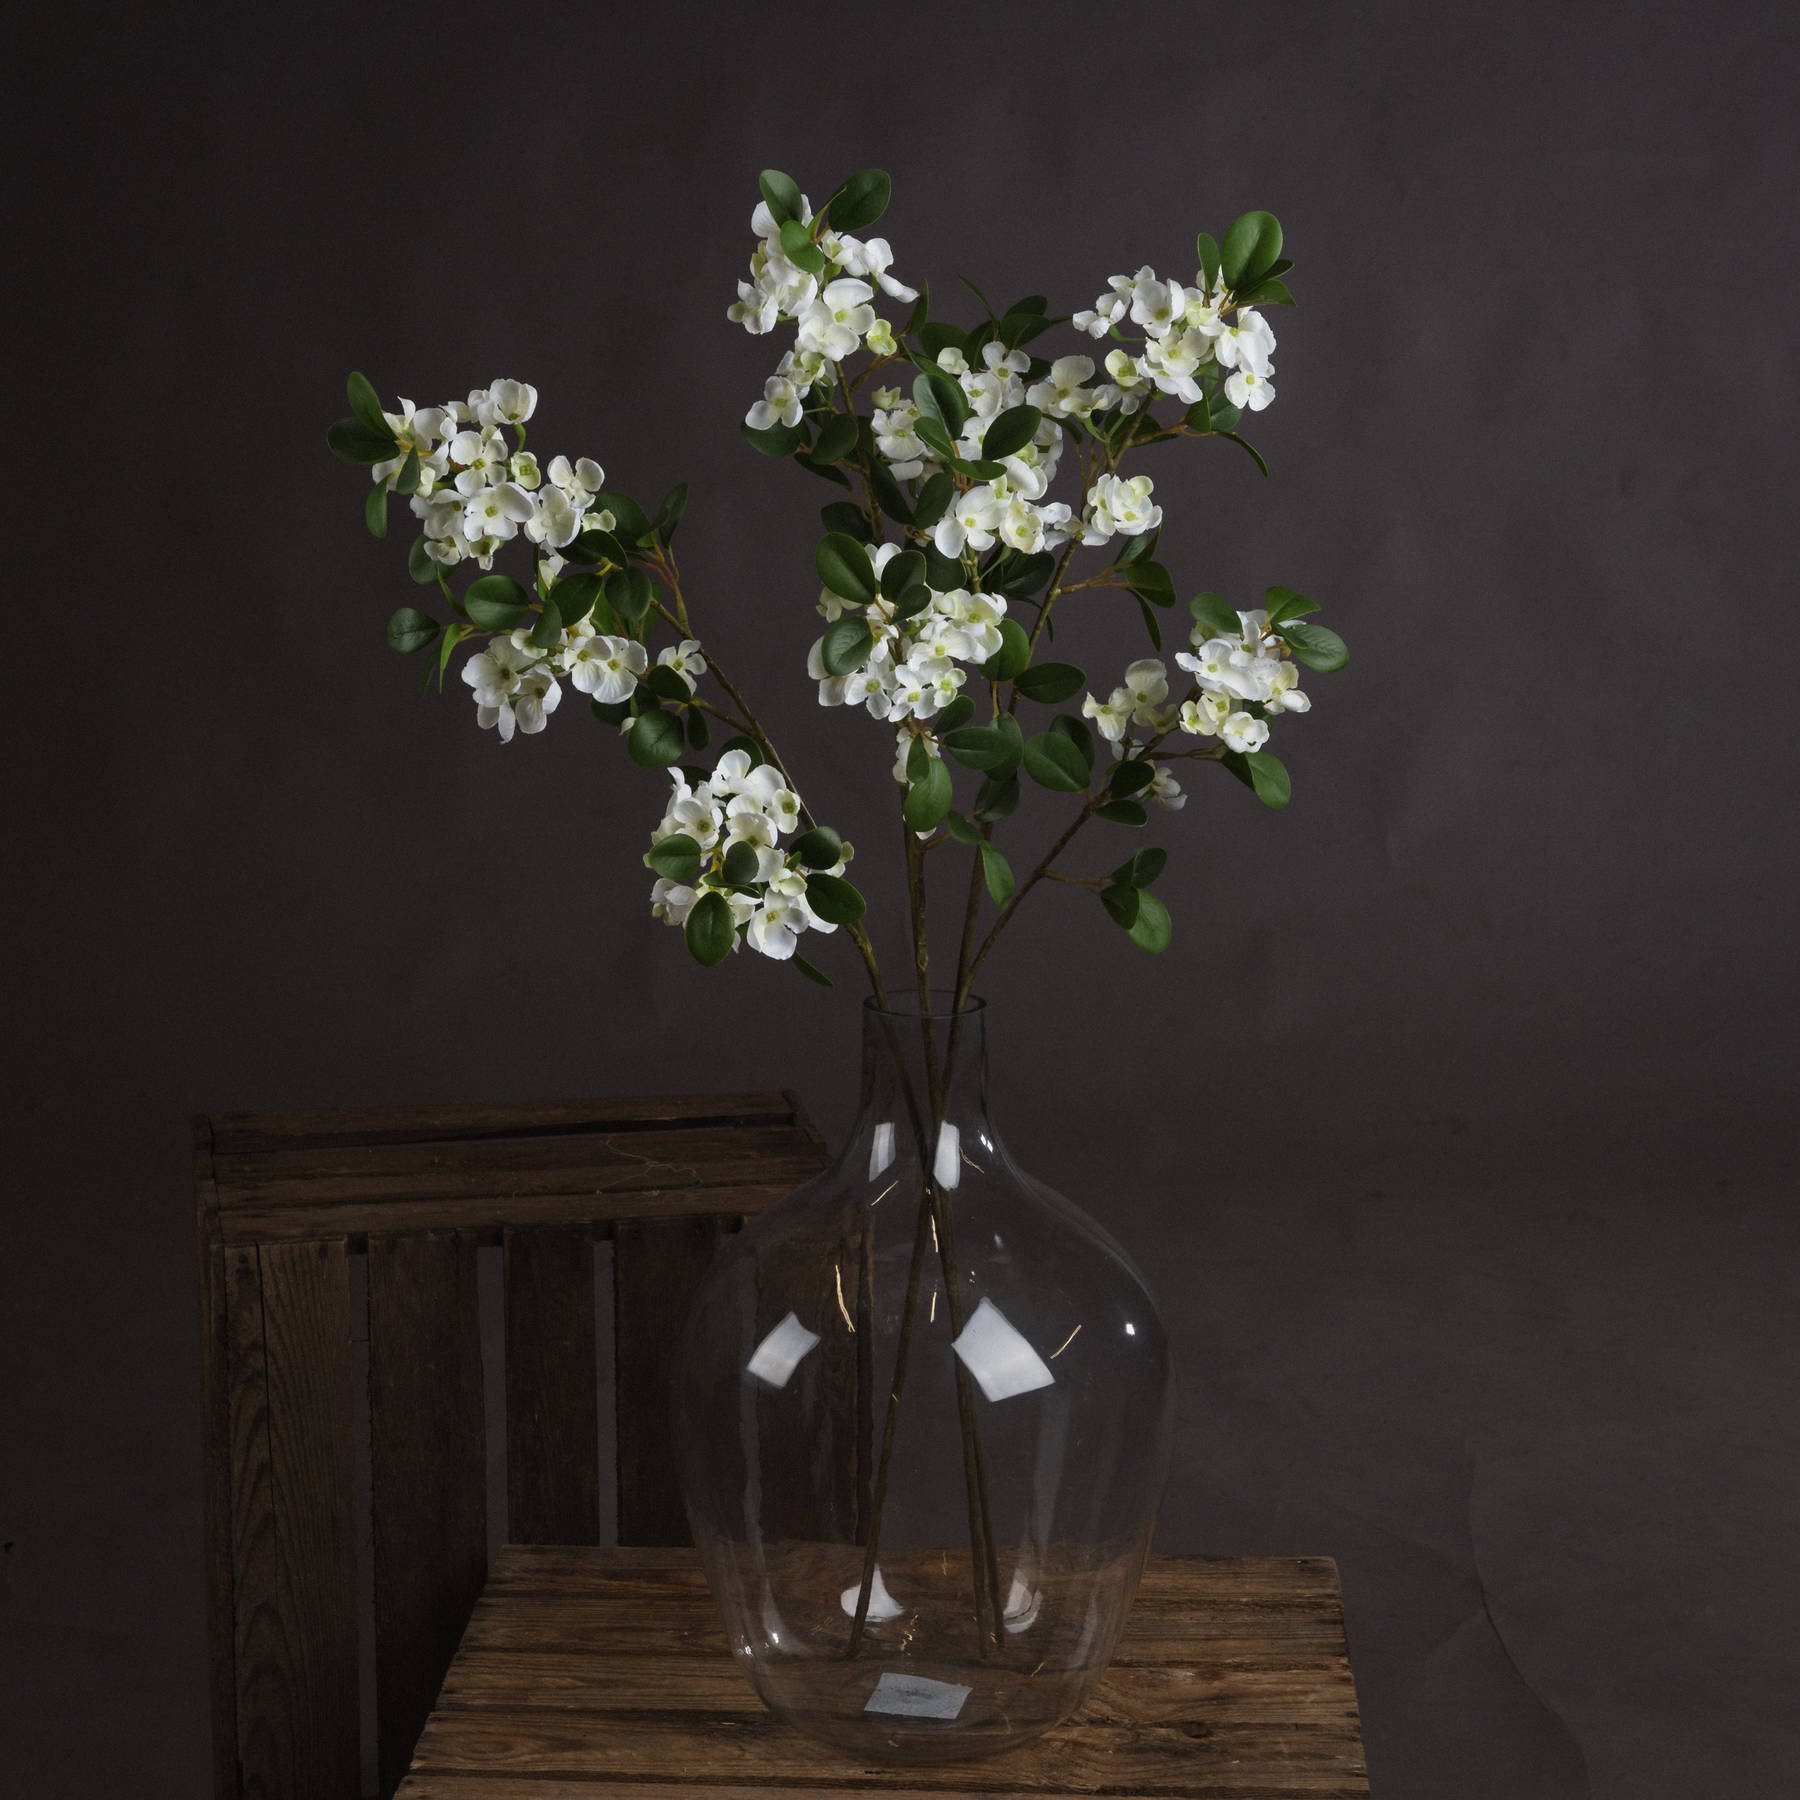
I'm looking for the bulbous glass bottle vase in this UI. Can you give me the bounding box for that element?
[673,994,1172,1761]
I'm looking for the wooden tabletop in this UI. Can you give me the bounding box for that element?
[396,1546,1368,1799]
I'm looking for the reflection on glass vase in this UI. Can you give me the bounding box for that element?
[673,993,1173,1761]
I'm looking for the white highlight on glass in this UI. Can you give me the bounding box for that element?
[1003,1573,1043,1633]
[869,1120,896,1180]
[839,1565,905,1621]
[933,1121,962,1190]
[951,1296,1055,1402]
[745,1311,820,1389]
[864,1670,971,1719]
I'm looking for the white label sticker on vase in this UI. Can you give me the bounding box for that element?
[863,1671,971,1719]
[838,1565,905,1621]
[951,1297,1055,1401]
[745,1311,820,1389]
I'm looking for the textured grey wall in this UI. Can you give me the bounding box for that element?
[7,2,1797,1795]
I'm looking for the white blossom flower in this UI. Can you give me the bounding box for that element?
[488,379,538,425]
[1027,355,1104,420]
[450,427,510,494]
[1103,348,1153,414]
[1083,474,1161,544]
[508,452,541,490]
[934,486,1002,556]
[1222,711,1270,753]
[1214,309,1276,376]
[524,484,583,549]
[650,879,699,926]
[462,482,535,546]
[1129,273,1185,339]
[510,668,561,736]
[1082,688,1134,743]
[1147,767,1186,811]
[748,890,821,961]
[575,635,647,704]
[547,455,605,501]
[656,639,707,692]
[1265,662,1311,713]
[1223,365,1276,412]
[1179,692,1230,736]
[796,278,876,361]
[834,234,917,302]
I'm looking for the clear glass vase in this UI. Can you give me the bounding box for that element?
[673,993,1172,1761]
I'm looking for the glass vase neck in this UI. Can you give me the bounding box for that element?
[851,993,992,1176]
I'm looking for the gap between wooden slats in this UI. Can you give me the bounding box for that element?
[224,1238,360,1799]
[368,1232,488,1798]
[613,1217,728,1545]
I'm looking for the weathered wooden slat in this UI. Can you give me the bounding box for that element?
[193,1118,240,1800]
[216,1179,805,1247]
[215,1122,819,1197]
[225,1239,360,1799]
[504,1227,601,1546]
[369,1232,489,1798]
[211,1091,803,1155]
[614,1216,726,1545]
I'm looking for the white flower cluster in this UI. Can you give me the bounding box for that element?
[462,630,705,744]
[870,344,1076,558]
[1072,266,1277,415]
[646,750,849,961]
[807,543,1008,730]
[731,195,918,430]
[1081,612,1309,765]
[372,380,618,579]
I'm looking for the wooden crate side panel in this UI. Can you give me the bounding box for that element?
[211,1091,802,1155]
[224,1240,360,1800]
[613,1216,726,1546]
[368,1231,489,1799]
[503,1226,601,1546]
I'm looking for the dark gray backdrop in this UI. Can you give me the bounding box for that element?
[7,2,1796,1794]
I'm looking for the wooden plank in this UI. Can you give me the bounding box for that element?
[225,1239,360,1799]
[504,1227,601,1546]
[216,1179,808,1247]
[193,1117,240,1800]
[369,1232,489,1797]
[215,1121,818,1192]
[613,1216,725,1544]
[395,1549,1364,1798]
[212,1091,803,1155]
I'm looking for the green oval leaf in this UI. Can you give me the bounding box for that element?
[407,535,441,585]
[1022,732,1089,792]
[1108,759,1156,798]
[805,873,867,924]
[811,413,859,464]
[1012,661,1085,704]
[606,566,657,625]
[821,618,875,677]
[981,403,1042,461]
[346,371,390,435]
[653,483,688,545]
[1189,591,1243,640]
[1112,847,1168,888]
[364,482,388,539]
[628,709,686,769]
[644,663,692,703]
[936,694,976,733]
[386,608,439,654]
[911,471,956,530]
[790,826,843,870]
[973,772,1021,820]
[1196,232,1222,290]
[394,447,422,497]
[879,548,926,602]
[903,758,954,832]
[1264,585,1319,626]
[1094,799,1149,826]
[979,842,1014,907]
[464,575,531,630]
[1221,211,1283,290]
[647,832,702,882]
[684,890,737,967]
[554,572,603,629]
[722,840,761,886]
[983,618,1031,683]
[1127,890,1173,952]
[816,532,876,604]
[1100,884,1141,929]
[1243,750,1292,809]
[1277,621,1348,673]
[826,168,891,232]
[758,168,802,225]
[941,725,1018,775]
[779,217,827,274]
[742,419,801,457]
[791,952,834,987]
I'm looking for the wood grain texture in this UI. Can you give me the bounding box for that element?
[369,1232,489,1797]
[394,1548,1367,1800]
[211,1091,804,1155]
[505,1227,601,1546]
[613,1216,727,1545]
[224,1240,360,1799]
[194,1117,241,1800]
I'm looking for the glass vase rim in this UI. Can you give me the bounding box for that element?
[861,989,987,1022]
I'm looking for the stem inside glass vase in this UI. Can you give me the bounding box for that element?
[845,991,1005,1657]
